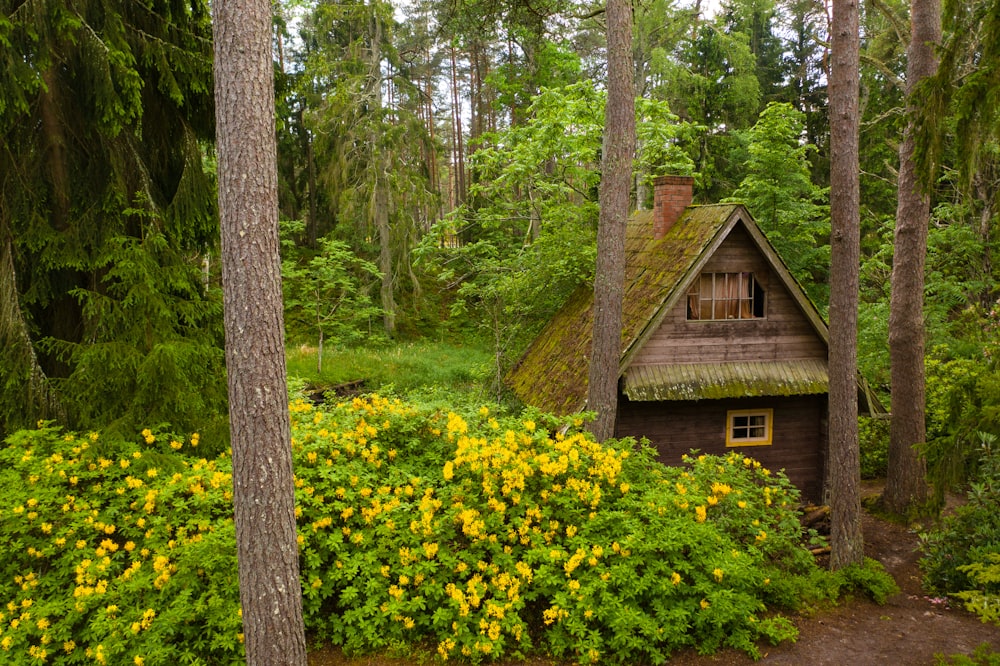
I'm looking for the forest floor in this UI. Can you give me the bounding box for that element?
[307,480,998,666]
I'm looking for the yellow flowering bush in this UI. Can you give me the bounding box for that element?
[290,397,818,662]
[0,396,851,664]
[0,426,243,665]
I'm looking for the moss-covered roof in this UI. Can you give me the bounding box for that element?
[622,360,829,401]
[505,204,742,415]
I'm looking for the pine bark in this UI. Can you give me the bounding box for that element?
[213,0,307,660]
[827,0,865,569]
[885,0,940,516]
[588,0,636,441]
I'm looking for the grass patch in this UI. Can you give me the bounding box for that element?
[286,340,492,396]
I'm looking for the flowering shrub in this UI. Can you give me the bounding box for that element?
[0,426,243,665]
[1,395,844,664]
[291,396,813,662]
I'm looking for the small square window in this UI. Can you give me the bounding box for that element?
[726,409,773,446]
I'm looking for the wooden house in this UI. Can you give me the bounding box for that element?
[506,175,880,501]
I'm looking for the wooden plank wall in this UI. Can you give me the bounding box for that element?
[615,394,827,501]
[631,225,827,365]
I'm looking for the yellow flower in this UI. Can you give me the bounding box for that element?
[700,599,710,609]
[713,568,724,582]
[134,657,145,666]
[671,572,681,586]
[695,506,707,523]
[443,461,454,481]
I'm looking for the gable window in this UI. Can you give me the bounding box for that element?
[726,409,773,446]
[687,272,764,320]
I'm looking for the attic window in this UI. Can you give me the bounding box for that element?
[726,409,773,446]
[687,272,764,320]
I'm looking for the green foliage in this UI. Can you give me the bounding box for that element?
[935,643,1000,666]
[285,340,492,398]
[281,220,384,353]
[860,416,890,479]
[1,395,866,664]
[292,400,819,663]
[417,83,696,393]
[921,433,1000,597]
[954,554,1000,624]
[725,102,830,307]
[829,558,900,605]
[0,425,243,664]
[38,224,228,442]
[0,0,221,439]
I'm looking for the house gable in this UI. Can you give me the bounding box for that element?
[505,204,738,416]
[626,221,829,369]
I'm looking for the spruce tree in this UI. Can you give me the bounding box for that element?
[0,0,225,439]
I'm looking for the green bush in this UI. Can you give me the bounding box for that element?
[859,416,890,479]
[921,433,1000,610]
[0,426,243,664]
[1,396,884,664]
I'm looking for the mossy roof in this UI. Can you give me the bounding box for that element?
[622,360,830,402]
[506,204,745,415]
[505,202,886,417]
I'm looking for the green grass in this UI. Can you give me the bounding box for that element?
[286,340,492,396]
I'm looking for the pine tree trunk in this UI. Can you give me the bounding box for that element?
[885,0,940,516]
[588,0,635,442]
[213,0,307,660]
[450,47,466,208]
[827,0,864,569]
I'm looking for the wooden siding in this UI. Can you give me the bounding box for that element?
[615,395,827,501]
[630,226,827,366]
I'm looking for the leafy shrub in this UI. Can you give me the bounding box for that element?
[0,426,243,664]
[921,433,1000,604]
[291,397,830,662]
[830,558,900,604]
[935,643,1000,666]
[953,554,1000,625]
[1,396,878,664]
[859,416,890,479]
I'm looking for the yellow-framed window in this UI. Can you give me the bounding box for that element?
[725,408,773,446]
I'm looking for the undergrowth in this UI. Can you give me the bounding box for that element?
[1,396,895,664]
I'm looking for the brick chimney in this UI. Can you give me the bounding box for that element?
[652,175,694,239]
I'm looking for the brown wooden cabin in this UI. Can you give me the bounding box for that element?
[505,175,881,502]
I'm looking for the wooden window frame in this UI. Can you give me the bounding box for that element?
[725,409,773,447]
[686,272,765,321]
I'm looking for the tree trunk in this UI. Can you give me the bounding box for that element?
[375,164,395,336]
[885,0,940,516]
[213,0,308,661]
[588,0,636,442]
[827,0,864,569]
[450,46,466,208]
[0,232,64,434]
